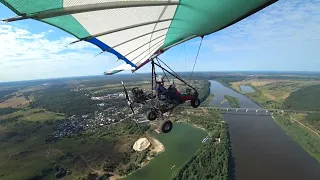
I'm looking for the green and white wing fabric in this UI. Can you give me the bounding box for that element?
[0,0,277,75]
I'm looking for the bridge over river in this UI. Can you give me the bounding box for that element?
[136,106,317,124]
[183,106,316,116]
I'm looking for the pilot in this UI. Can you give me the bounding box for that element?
[155,75,167,96]
[155,75,181,105]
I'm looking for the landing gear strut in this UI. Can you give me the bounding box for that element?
[147,109,157,121]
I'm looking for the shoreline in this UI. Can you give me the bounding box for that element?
[112,134,165,180]
[213,79,263,108]
[176,120,207,133]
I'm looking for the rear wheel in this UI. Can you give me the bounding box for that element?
[147,110,157,121]
[160,120,173,133]
[193,91,199,97]
[191,98,200,108]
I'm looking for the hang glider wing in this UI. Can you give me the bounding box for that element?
[1,0,278,75]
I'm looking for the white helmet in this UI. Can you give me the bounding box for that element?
[169,80,175,88]
[156,75,164,83]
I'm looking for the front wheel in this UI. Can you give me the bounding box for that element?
[147,110,157,121]
[160,120,173,133]
[191,98,200,108]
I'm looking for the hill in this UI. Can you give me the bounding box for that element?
[282,84,320,111]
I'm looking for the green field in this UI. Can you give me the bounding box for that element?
[225,79,320,109]
[0,108,65,122]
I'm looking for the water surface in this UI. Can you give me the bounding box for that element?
[209,80,320,180]
[123,123,207,180]
[209,80,260,108]
[240,85,255,93]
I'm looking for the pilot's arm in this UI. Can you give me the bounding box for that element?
[158,84,167,94]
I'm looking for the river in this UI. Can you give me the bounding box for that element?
[209,80,320,180]
[210,80,260,108]
[122,123,207,180]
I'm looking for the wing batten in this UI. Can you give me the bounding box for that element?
[0,0,278,75]
[2,1,179,22]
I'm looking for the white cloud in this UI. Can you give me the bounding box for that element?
[1,0,320,82]
[202,0,320,52]
[156,0,320,73]
[0,23,96,61]
[0,22,122,82]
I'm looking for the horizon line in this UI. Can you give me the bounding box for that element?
[1,70,320,83]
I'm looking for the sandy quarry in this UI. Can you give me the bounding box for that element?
[133,136,165,153]
[133,138,151,151]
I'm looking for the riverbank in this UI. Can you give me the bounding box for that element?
[223,79,320,162]
[220,79,320,162]
[149,136,165,154]
[121,123,207,180]
[209,79,320,180]
[172,110,230,180]
[215,79,264,107]
[271,114,320,163]
[111,134,165,180]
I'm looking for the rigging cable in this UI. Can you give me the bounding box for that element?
[157,57,180,78]
[184,43,187,72]
[189,36,204,82]
[156,58,170,83]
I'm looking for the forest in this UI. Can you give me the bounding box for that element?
[171,111,231,180]
[224,95,240,108]
[0,89,16,103]
[0,117,151,180]
[273,113,320,162]
[282,84,320,111]
[30,86,102,116]
[0,107,21,116]
[197,80,211,103]
[306,113,320,131]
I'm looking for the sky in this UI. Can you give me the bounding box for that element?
[0,0,320,82]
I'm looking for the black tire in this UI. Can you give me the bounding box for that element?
[147,110,157,121]
[191,98,201,108]
[160,120,173,133]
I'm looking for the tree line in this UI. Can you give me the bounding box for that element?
[171,111,231,180]
[0,107,21,116]
[273,113,320,162]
